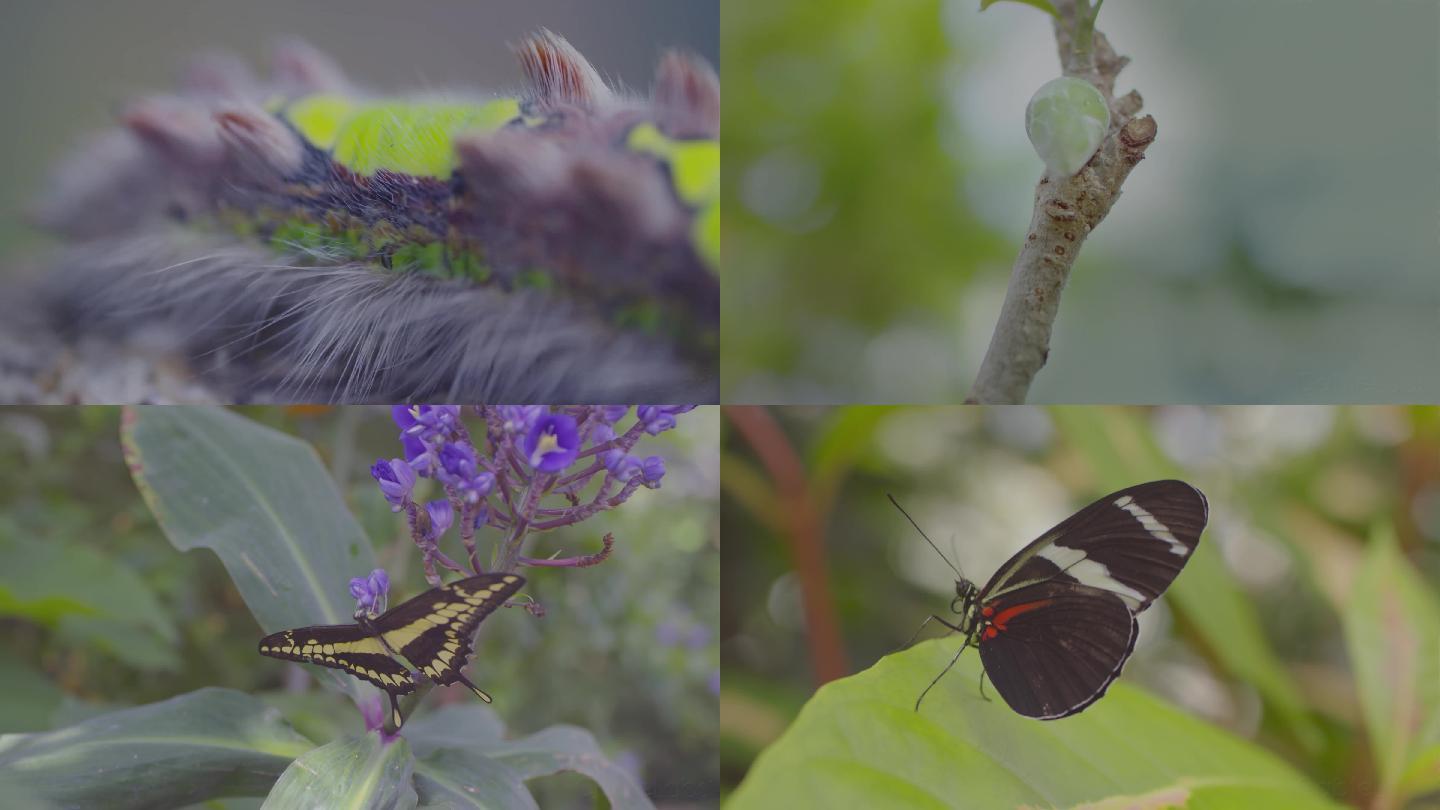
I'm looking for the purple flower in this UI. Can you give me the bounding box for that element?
[524,412,580,473]
[370,458,417,511]
[436,442,495,502]
[351,568,390,614]
[637,405,695,435]
[367,568,390,600]
[590,423,615,447]
[500,405,544,434]
[640,455,665,488]
[598,405,630,423]
[605,451,640,481]
[400,434,436,476]
[425,500,453,540]
[393,405,461,440]
[349,576,374,608]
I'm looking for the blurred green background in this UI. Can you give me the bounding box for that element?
[720,405,1440,805]
[0,0,717,257]
[721,0,1440,402]
[0,406,720,806]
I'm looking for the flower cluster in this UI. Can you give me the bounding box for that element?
[366,405,693,587]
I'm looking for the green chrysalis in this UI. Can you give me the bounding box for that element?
[1025,76,1110,177]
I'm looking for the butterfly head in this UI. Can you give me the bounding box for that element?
[950,578,979,622]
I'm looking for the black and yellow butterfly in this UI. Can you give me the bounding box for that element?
[259,573,524,728]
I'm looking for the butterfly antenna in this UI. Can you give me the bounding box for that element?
[887,494,965,581]
[915,638,970,712]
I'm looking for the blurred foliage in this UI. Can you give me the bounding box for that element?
[0,406,719,806]
[720,406,1440,808]
[721,0,1012,401]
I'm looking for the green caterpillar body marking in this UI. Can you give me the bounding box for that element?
[285,96,523,177]
[626,122,720,269]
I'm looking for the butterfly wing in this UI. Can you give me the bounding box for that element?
[370,572,525,687]
[976,580,1137,719]
[258,625,418,695]
[980,480,1208,612]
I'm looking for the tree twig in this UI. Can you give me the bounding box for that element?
[967,0,1157,404]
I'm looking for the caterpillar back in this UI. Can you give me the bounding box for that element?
[9,31,718,403]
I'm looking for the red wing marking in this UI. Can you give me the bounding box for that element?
[991,599,1055,631]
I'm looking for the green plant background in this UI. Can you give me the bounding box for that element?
[721,0,1440,402]
[720,405,1440,808]
[0,405,720,806]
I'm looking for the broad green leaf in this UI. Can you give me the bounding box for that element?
[480,726,651,809]
[121,406,377,702]
[404,705,508,754]
[0,687,311,810]
[414,750,535,810]
[1048,407,1320,748]
[408,706,532,809]
[980,0,1058,16]
[262,733,417,810]
[729,642,1343,809]
[1343,526,1440,805]
[406,705,653,809]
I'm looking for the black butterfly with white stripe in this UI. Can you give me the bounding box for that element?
[905,480,1208,719]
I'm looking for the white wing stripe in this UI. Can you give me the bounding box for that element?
[1036,545,1145,609]
[1113,495,1189,557]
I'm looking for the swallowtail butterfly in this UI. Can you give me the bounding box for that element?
[259,573,523,728]
[903,480,1207,719]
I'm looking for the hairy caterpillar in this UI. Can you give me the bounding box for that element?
[1,31,718,403]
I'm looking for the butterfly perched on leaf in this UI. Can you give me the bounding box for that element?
[259,572,524,729]
[903,480,1208,719]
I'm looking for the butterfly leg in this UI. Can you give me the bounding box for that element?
[914,637,971,713]
[452,671,494,704]
[892,614,965,657]
[978,668,992,703]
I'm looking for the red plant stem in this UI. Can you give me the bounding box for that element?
[725,406,848,685]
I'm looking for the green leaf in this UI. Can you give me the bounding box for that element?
[1048,408,1320,749]
[0,688,312,810]
[406,705,653,809]
[414,750,535,810]
[262,732,417,810]
[121,406,378,702]
[980,0,1058,16]
[0,531,176,645]
[404,705,507,753]
[1343,526,1440,805]
[729,642,1343,808]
